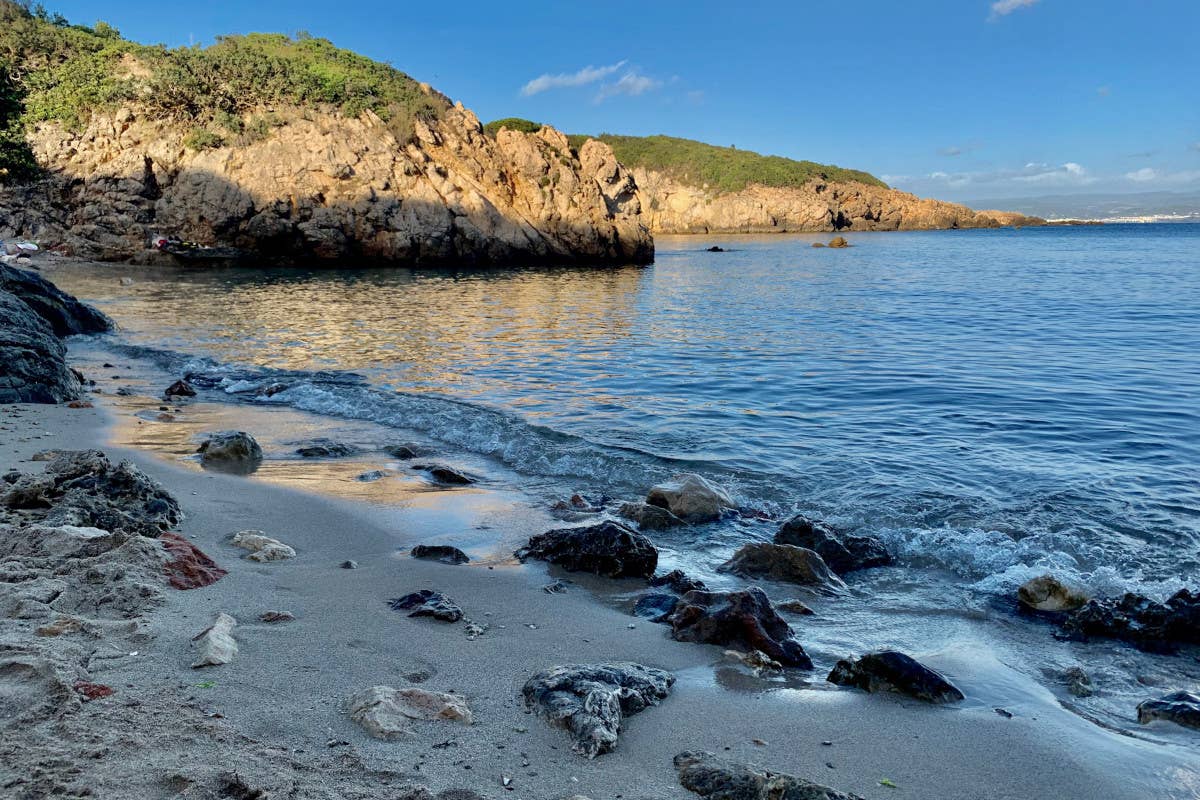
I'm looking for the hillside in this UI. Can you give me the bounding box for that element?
[488,119,1044,234]
[0,3,652,265]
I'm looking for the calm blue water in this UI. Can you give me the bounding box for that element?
[54,224,1200,596]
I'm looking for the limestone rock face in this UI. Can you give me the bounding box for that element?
[632,169,1045,234]
[1,106,652,266]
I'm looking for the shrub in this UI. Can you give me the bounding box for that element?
[483,117,541,137]
[183,127,224,150]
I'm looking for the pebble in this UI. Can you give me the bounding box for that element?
[341,560,358,569]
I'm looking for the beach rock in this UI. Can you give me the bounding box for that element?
[340,560,358,569]
[197,431,263,473]
[724,649,783,674]
[543,580,568,594]
[35,616,83,637]
[718,542,846,590]
[1063,666,1094,698]
[667,588,812,669]
[0,290,83,404]
[160,532,227,590]
[383,444,420,459]
[633,592,680,623]
[1136,691,1200,731]
[521,663,674,758]
[356,470,388,482]
[673,751,865,800]
[773,515,891,573]
[1018,575,1090,613]
[827,236,850,248]
[827,651,964,703]
[230,530,296,561]
[163,379,196,398]
[416,464,474,485]
[411,545,470,565]
[1058,589,1200,652]
[0,263,112,336]
[295,439,357,458]
[776,599,815,615]
[514,520,658,579]
[2,450,182,537]
[260,610,295,623]
[348,685,472,740]
[388,590,464,622]
[73,681,115,701]
[646,474,734,522]
[192,613,238,668]
[649,569,709,595]
[618,501,687,531]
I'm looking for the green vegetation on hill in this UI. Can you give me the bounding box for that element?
[482,117,542,137]
[0,0,447,182]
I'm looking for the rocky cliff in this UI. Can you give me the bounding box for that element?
[630,168,1043,234]
[0,103,651,266]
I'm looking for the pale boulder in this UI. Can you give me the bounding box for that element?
[646,474,734,523]
[192,612,238,668]
[231,530,296,561]
[1018,575,1090,612]
[348,685,473,739]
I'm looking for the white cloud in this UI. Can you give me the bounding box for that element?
[918,160,1094,189]
[595,71,663,102]
[521,61,627,96]
[1012,162,1092,184]
[1125,168,1158,182]
[989,0,1040,21]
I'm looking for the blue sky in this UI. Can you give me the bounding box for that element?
[45,0,1200,202]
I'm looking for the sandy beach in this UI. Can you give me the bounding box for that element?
[2,390,1196,800]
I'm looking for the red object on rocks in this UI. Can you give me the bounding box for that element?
[161,532,227,590]
[74,681,114,701]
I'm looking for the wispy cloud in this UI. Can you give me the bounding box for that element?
[988,0,1040,21]
[919,161,1095,189]
[937,141,983,157]
[521,61,627,96]
[595,71,662,102]
[1125,168,1157,182]
[1012,162,1090,184]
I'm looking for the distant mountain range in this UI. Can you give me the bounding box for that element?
[965,191,1200,223]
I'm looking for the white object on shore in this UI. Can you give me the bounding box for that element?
[348,686,473,739]
[230,530,296,561]
[192,613,238,668]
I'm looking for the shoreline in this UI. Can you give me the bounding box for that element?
[2,379,1197,797]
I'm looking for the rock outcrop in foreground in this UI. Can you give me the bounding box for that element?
[633,168,1043,234]
[1,107,652,267]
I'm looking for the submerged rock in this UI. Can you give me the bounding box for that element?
[163,379,196,398]
[1136,691,1200,731]
[197,431,263,474]
[515,520,658,579]
[355,470,388,482]
[1058,589,1200,652]
[776,599,815,615]
[674,751,865,800]
[521,663,674,758]
[827,651,964,704]
[3,450,182,537]
[718,542,846,591]
[295,439,358,458]
[667,588,812,669]
[160,532,227,590]
[192,613,238,668]
[773,515,891,573]
[348,685,473,740]
[1018,575,1090,613]
[1062,666,1094,698]
[649,569,709,595]
[383,444,420,459]
[646,474,734,522]
[230,530,296,562]
[827,236,850,248]
[388,590,464,622]
[414,464,474,485]
[633,592,680,623]
[618,501,687,531]
[410,545,470,565]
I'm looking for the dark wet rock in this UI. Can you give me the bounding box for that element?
[543,580,568,594]
[295,439,358,458]
[674,750,865,800]
[388,590,464,623]
[649,569,708,595]
[618,501,687,531]
[260,610,296,623]
[163,379,197,398]
[383,444,420,459]
[633,592,679,623]
[340,560,358,569]
[411,545,470,565]
[0,291,83,404]
[827,651,964,703]
[705,246,726,252]
[1018,575,1090,613]
[413,464,474,485]
[160,532,227,590]
[646,474,734,522]
[718,542,846,591]
[0,263,112,337]
[115,386,136,396]
[1058,589,1200,652]
[667,588,812,669]
[521,663,674,758]
[1137,691,1200,730]
[355,470,388,482]
[773,515,891,574]
[197,431,263,474]
[514,520,658,579]
[1063,666,1094,698]
[3,450,182,537]
[776,599,815,615]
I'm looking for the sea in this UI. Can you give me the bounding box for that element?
[48,223,1200,750]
